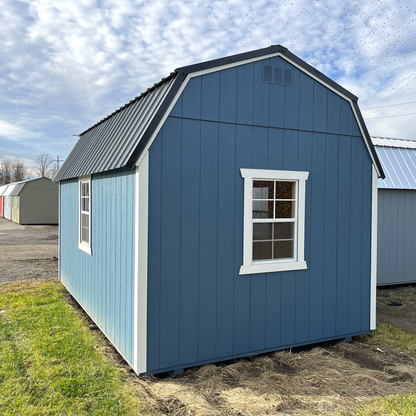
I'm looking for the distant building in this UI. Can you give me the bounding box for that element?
[373,137,416,285]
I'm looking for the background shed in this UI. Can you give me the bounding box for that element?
[9,178,58,225]
[0,184,9,218]
[3,183,20,220]
[372,137,416,285]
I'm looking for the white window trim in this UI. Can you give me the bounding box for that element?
[239,168,308,275]
[78,175,92,256]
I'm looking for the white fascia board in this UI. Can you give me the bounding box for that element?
[372,137,416,149]
[370,166,378,330]
[136,52,377,172]
[134,151,149,375]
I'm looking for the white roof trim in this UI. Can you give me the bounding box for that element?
[372,136,416,149]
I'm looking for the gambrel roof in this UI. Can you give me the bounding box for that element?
[55,45,384,181]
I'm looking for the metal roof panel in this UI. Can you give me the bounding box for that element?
[373,137,416,190]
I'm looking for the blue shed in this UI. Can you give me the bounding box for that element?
[55,45,384,376]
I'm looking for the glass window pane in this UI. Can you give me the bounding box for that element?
[253,201,274,219]
[253,223,272,241]
[274,222,294,240]
[253,241,272,260]
[275,181,294,199]
[81,213,89,244]
[253,181,274,199]
[84,197,89,212]
[275,201,295,218]
[273,240,294,259]
[81,182,89,197]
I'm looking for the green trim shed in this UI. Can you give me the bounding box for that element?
[10,177,58,225]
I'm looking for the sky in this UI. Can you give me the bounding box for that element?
[1,0,416,173]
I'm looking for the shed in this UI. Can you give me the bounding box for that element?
[3,183,21,220]
[0,184,9,217]
[372,136,416,285]
[56,45,384,376]
[8,177,59,225]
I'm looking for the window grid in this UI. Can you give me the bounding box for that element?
[252,180,298,262]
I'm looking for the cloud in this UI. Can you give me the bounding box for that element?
[1,0,416,167]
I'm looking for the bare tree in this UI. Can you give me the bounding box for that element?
[34,152,54,178]
[50,163,59,180]
[0,155,12,184]
[11,157,27,182]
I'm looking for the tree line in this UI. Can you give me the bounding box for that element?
[0,152,59,185]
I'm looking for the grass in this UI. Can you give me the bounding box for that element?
[355,393,416,415]
[0,279,153,416]
[360,322,416,356]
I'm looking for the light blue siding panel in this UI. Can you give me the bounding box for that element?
[349,137,364,333]
[237,64,254,125]
[159,117,182,369]
[309,133,325,340]
[233,125,251,354]
[219,67,238,123]
[336,137,352,335]
[216,123,236,357]
[396,191,406,282]
[198,121,219,361]
[202,72,220,121]
[322,135,338,338]
[60,168,135,367]
[179,119,200,364]
[182,77,202,120]
[147,133,163,371]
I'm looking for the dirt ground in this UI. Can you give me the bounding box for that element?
[0,217,58,284]
[2,218,416,415]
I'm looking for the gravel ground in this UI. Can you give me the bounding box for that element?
[0,217,58,284]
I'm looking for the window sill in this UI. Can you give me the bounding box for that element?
[239,260,307,275]
[78,242,92,256]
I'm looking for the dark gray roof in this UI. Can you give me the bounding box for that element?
[55,45,384,181]
[372,137,416,189]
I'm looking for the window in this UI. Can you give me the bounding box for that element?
[78,175,91,255]
[239,169,308,275]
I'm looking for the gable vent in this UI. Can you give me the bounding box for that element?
[263,65,293,87]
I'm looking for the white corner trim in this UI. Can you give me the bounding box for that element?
[134,151,149,375]
[239,168,309,276]
[370,166,378,330]
[58,181,61,280]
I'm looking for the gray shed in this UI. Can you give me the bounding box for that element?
[372,136,416,285]
[9,177,58,225]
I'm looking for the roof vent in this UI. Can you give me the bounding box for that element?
[263,65,293,87]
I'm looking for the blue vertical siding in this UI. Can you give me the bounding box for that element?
[148,56,373,373]
[60,167,135,366]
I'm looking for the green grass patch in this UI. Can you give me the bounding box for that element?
[0,280,153,416]
[360,322,416,356]
[355,393,416,415]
